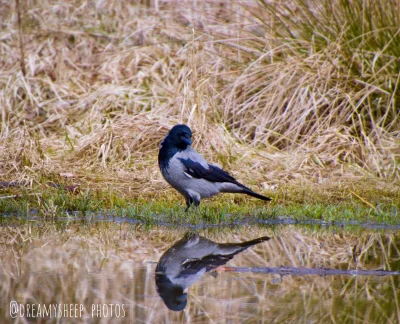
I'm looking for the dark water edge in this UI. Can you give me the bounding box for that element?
[2,212,400,231]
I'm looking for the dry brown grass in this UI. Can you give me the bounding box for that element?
[0,0,399,201]
[0,223,399,323]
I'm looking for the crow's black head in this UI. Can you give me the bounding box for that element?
[164,124,192,149]
[155,273,188,312]
[158,124,193,173]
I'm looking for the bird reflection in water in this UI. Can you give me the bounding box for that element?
[155,232,271,311]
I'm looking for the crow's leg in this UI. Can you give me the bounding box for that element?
[184,196,194,213]
[184,195,200,213]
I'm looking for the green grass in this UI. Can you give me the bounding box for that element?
[1,183,398,226]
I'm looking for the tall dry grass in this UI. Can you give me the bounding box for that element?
[0,0,399,198]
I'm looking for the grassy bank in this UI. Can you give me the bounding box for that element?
[0,0,399,221]
[1,179,398,225]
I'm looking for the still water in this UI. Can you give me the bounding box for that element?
[0,220,399,323]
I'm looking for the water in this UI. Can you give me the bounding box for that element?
[0,219,399,323]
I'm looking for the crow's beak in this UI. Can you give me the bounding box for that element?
[176,293,187,303]
[181,136,192,146]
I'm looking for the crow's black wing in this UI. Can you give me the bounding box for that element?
[179,254,235,277]
[178,157,271,201]
[178,158,238,184]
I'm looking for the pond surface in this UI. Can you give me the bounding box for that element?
[0,220,399,323]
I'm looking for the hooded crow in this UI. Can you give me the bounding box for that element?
[158,124,271,210]
[155,232,271,311]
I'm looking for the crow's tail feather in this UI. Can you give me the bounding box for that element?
[236,236,271,247]
[217,236,271,255]
[241,187,271,201]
